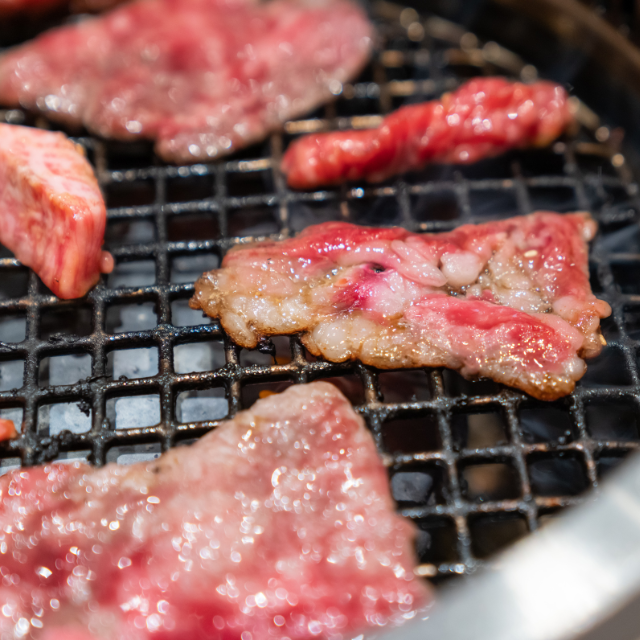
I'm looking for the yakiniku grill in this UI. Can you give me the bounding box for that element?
[0,0,639,598]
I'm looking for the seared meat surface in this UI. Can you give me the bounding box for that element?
[0,382,429,640]
[191,213,610,400]
[0,0,372,163]
[282,77,573,189]
[0,124,112,299]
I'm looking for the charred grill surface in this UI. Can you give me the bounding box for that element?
[0,2,638,582]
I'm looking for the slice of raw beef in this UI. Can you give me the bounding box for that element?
[0,123,112,299]
[190,213,610,400]
[0,382,429,640]
[282,77,573,188]
[0,0,372,163]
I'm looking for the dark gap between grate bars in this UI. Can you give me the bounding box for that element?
[0,1,639,582]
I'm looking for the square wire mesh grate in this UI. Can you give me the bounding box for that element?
[0,1,639,582]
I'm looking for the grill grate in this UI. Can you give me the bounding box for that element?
[0,1,639,582]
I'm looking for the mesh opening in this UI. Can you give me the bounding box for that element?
[468,513,528,559]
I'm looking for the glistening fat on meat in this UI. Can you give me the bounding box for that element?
[190,213,611,401]
[0,124,112,299]
[0,382,430,640]
[282,77,574,188]
[0,0,373,163]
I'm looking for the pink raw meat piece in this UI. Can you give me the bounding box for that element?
[282,77,574,189]
[0,0,372,163]
[191,212,610,400]
[0,382,429,639]
[0,123,112,299]
[0,418,16,442]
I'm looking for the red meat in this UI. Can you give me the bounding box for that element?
[0,124,112,299]
[0,419,16,442]
[0,0,372,163]
[0,382,429,640]
[191,212,610,400]
[282,77,574,188]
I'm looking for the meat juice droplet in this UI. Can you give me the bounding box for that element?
[100,251,115,274]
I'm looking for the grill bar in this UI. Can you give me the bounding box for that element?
[0,2,638,580]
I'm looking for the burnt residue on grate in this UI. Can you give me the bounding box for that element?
[0,1,639,582]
